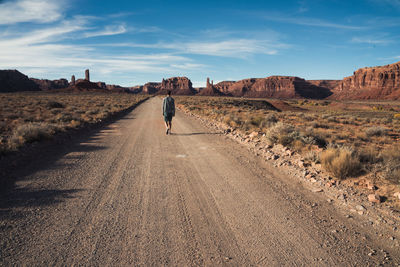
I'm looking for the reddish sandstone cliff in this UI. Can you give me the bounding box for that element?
[331,61,400,100]
[143,77,196,95]
[210,76,332,99]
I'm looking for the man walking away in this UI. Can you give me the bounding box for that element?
[163,90,175,135]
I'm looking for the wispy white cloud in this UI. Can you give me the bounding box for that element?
[351,36,393,45]
[0,0,64,25]
[263,15,365,30]
[378,55,400,61]
[109,37,288,58]
[84,24,127,38]
[178,39,282,57]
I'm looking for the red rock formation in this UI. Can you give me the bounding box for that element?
[213,76,332,99]
[331,61,400,100]
[198,77,224,96]
[0,70,40,92]
[85,69,90,81]
[143,77,195,95]
[143,82,161,94]
[214,81,235,95]
[308,80,340,91]
[97,82,106,89]
[159,77,195,95]
[73,80,101,90]
[30,78,69,90]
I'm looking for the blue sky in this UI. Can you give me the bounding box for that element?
[0,0,399,87]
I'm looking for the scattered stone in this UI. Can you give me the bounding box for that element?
[286,150,295,156]
[394,192,400,200]
[355,205,366,211]
[312,188,323,193]
[327,199,333,203]
[298,161,305,168]
[367,182,378,190]
[368,194,381,204]
[249,131,259,139]
[326,181,336,187]
[273,155,279,160]
[390,236,395,240]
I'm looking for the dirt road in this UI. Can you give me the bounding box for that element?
[0,97,398,266]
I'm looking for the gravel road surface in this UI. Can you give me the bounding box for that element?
[0,97,398,266]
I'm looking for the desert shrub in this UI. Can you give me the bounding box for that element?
[381,147,400,184]
[9,123,55,149]
[304,150,320,163]
[358,147,381,164]
[46,101,64,109]
[301,132,327,148]
[261,113,278,127]
[327,116,338,123]
[56,113,73,122]
[265,122,298,146]
[321,147,361,179]
[365,126,388,137]
[394,113,400,119]
[250,116,264,127]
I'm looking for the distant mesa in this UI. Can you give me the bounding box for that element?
[31,78,69,91]
[0,69,40,92]
[143,77,196,95]
[208,76,333,99]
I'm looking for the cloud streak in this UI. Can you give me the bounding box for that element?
[84,24,127,38]
[0,0,64,25]
[351,36,393,45]
[111,37,288,58]
[263,15,365,30]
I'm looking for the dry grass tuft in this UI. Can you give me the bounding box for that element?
[9,123,55,149]
[381,147,400,184]
[321,147,361,179]
[265,122,298,146]
[365,126,388,137]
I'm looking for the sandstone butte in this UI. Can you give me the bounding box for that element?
[143,77,196,95]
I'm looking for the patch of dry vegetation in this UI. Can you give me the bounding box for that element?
[321,146,361,179]
[176,96,400,193]
[0,92,148,154]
